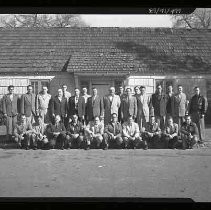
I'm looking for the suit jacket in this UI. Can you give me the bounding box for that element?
[151,93,166,117]
[14,121,33,137]
[102,94,121,125]
[189,94,207,115]
[180,122,198,136]
[174,93,187,117]
[145,122,161,134]
[2,94,19,117]
[66,121,84,135]
[86,95,103,122]
[68,95,85,118]
[86,121,104,135]
[46,122,66,139]
[121,96,137,122]
[21,93,36,117]
[50,96,67,117]
[104,122,122,137]
[165,92,175,116]
[122,121,139,138]
[135,93,151,119]
[163,123,178,137]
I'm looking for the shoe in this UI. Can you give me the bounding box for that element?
[103,146,108,150]
[33,147,37,150]
[143,146,148,150]
[25,147,29,150]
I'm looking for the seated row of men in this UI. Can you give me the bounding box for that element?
[13,112,199,150]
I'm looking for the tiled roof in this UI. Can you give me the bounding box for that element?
[0,27,210,74]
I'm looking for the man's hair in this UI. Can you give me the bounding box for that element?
[27,85,33,89]
[128,115,134,120]
[92,87,97,90]
[126,87,132,91]
[94,116,100,120]
[194,86,200,90]
[75,88,80,91]
[185,115,191,119]
[156,84,162,88]
[42,86,48,89]
[8,85,14,90]
[58,88,62,92]
[178,85,183,88]
[111,113,118,117]
[167,84,173,87]
[134,86,140,90]
[62,84,67,88]
[140,86,146,89]
[167,116,173,121]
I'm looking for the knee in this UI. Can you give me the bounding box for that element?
[96,135,103,142]
[103,133,109,140]
[78,136,84,142]
[116,137,123,144]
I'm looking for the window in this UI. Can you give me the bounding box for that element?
[80,80,90,94]
[30,80,50,95]
[155,79,174,94]
[114,80,123,94]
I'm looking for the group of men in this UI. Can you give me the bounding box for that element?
[0,83,207,150]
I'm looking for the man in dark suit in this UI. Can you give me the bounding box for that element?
[50,89,67,124]
[21,85,37,124]
[121,87,137,123]
[2,85,20,141]
[86,87,103,123]
[189,87,207,144]
[68,88,85,122]
[151,84,167,130]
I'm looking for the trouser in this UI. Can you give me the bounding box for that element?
[26,113,35,125]
[14,133,32,149]
[66,135,84,148]
[103,133,123,149]
[155,115,165,131]
[86,135,104,149]
[136,115,148,131]
[191,112,205,142]
[161,135,179,149]
[38,109,50,124]
[142,134,161,149]
[181,134,198,149]
[174,116,185,133]
[49,133,67,149]
[122,136,147,149]
[6,115,17,141]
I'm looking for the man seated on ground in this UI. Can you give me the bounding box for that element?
[46,115,67,149]
[180,115,199,150]
[104,113,123,149]
[122,115,147,149]
[142,116,161,149]
[85,116,105,150]
[66,114,85,149]
[14,114,34,150]
[31,116,48,149]
[162,116,179,149]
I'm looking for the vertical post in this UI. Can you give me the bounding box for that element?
[74,74,79,89]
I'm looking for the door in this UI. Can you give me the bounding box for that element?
[92,83,110,99]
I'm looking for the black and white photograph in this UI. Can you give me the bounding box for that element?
[0,9,211,202]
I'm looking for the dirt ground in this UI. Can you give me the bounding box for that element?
[0,129,211,202]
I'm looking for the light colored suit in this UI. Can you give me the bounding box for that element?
[102,94,121,125]
[174,92,187,128]
[135,93,151,129]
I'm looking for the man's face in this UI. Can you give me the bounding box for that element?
[157,86,162,94]
[42,87,48,94]
[195,88,200,95]
[75,89,80,96]
[8,87,14,94]
[55,115,60,123]
[140,87,145,95]
[178,86,183,93]
[109,88,115,95]
[134,87,140,95]
[150,117,155,124]
[167,118,173,125]
[128,117,133,124]
[112,115,118,123]
[119,87,123,94]
[62,86,67,92]
[94,117,100,125]
[126,88,131,96]
[167,86,173,93]
[21,116,26,123]
[58,90,63,97]
[83,88,87,94]
[72,115,78,123]
[27,86,33,94]
[185,116,191,124]
[93,89,97,96]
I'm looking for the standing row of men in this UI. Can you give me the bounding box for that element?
[1,83,207,146]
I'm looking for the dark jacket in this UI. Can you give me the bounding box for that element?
[46,122,66,139]
[68,95,85,118]
[151,93,166,117]
[104,122,122,137]
[21,93,36,117]
[145,122,161,134]
[86,95,103,122]
[180,122,199,136]
[189,94,207,116]
[2,94,19,117]
[121,95,137,121]
[50,96,67,117]
[66,121,84,136]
